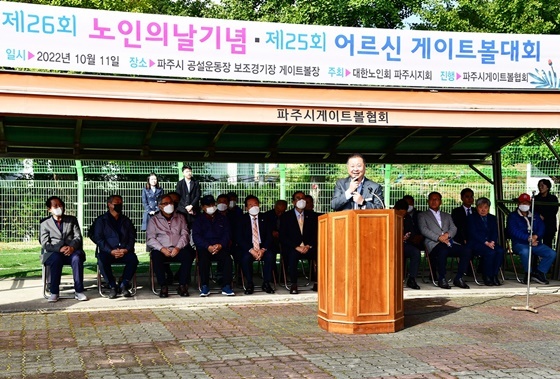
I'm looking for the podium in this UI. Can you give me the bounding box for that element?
[317,210,404,334]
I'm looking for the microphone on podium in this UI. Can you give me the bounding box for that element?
[368,187,385,209]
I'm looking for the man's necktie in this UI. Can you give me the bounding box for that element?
[482,216,487,228]
[252,216,259,251]
[298,213,304,234]
[467,208,471,216]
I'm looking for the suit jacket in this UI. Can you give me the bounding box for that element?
[93,212,136,255]
[451,206,473,245]
[175,178,201,214]
[330,176,383,211]
[141,187,163,230]
[39,214,84,264]
[279,209,318,254]
[417,209,457,253]
[236,212,273,254]
[467,212,499,252]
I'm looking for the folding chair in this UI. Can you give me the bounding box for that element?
[239,259,277,292]
[280,255,315,291]
[42,264,76,299]
[97,263,137,298]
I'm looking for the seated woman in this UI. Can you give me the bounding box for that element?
[466,197,504,286]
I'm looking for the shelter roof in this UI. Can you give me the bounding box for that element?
[0,71,556,164]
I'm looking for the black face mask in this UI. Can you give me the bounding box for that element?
[113,204,123,213]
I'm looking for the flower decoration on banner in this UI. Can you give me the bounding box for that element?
[529,59,560,88]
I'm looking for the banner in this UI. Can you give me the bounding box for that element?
[1,1,559,90]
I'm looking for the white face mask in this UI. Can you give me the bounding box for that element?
[163,204,174,214]
[52,207,63,216]
[248,206,260,216]
[217,203,228,212]
[407,205,414,213]
[229,200,236,208]
[296,199,307,209]
[206,206,216,215]
[519,204,530,212]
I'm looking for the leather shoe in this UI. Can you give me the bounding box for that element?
[262,282,274,294]
[406,278,420,290]
[244,283,254,295]
[482,275,494,286]
[290,284,299,294]
[159,285,169,298]
[493,276,502,286]
[438,279,451,289]
[453,277,470,289]
[177,285,189,297]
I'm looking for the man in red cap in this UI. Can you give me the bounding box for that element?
[507,193,556,284]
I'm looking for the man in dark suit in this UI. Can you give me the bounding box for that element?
[467,197,504,286]
[280,191,318,294]
[237,195,275,294]
[175,164,201,226]
[93,194,139,299]
[451,188,474,246]
[39,196,87,302]
[418,191,472,289]
[331,153,384,211]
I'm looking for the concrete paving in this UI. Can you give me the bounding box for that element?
[1,273,560,378]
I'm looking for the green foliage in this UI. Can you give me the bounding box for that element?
[415,0,560,34]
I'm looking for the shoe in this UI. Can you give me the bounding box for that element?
[244,283,254,295]
[108,287,118,299]
[312,283,318,292]
[120,283,133,297]
[262,282,274,294]
[406,278,420,290]
[290,284,299,294]
[531,270,549,285]
[493,276,502,286]
[74,292,88,301]
[221,284,235,296]
[159,285,169,298]
[438,279,451,289]
[482,276,494,286]
[47,294,59,303]
[453,277,470,289]
[177,285,189,297]
[200,285,210,297]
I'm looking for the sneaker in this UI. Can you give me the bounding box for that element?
[221,284,235,296]
[121,284,132,298]
[108,287,118,299]
[74,292,88,301]
[531,271,549,285]
[47,294,59,303]
[200,285,210,297]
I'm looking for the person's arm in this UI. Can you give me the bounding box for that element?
[174,216,189,249]
[146,216,164,251]
[364,182,383,209]
[507,213,529,242]
[331,179,351,211]
[93,216,112,254]
[67,216,83,250]
[141,189,151,212]
[40,219,63,252]
[192,217,211,251]
[418,213,441,243]
[123,217,136,253]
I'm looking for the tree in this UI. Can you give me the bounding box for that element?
[205,0,421,29]
[415,0,560,34]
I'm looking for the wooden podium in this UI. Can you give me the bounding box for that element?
[317,210,404,334]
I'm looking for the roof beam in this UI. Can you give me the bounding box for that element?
[204,124,228,158]
[73,119,82,155]
[142,121,158,156]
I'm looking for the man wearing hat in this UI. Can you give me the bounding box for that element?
[192,194,235,296]
[507,193,556,284]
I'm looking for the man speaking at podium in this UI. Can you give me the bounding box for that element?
[331,153,384,211]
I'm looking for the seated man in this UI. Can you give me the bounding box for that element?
[467,197,504,286]
[147,194,196,297]
[237,195,275,294]
[507,193,556,284]
[418,191,472,289]
[393,199,421,290]
[280,191,318,294]
[39,196,88,302]
[451,188,475,246]
[93,195,139,298]
[192,195,235,297]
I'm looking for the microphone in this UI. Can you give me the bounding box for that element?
[368,187,385,209]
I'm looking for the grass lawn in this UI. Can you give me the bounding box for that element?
[0,242,151,279]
